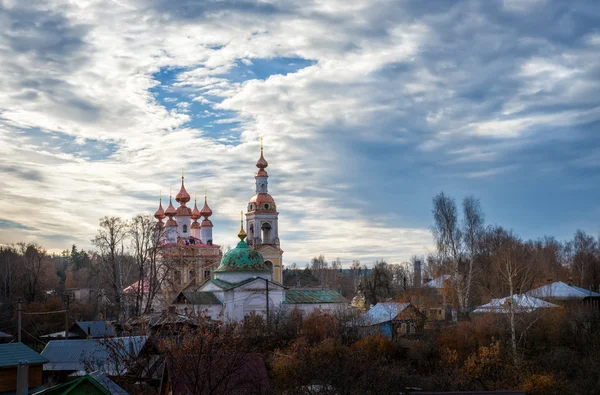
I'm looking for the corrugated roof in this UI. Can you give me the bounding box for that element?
[181,291,222,305]
[526,281,600,300]
[0,342,49,367]
[363,303,411,325]
[41,331,79,339]
[284,289,347,304]
[41,336,148,375]
[472,294,559,314]
[73,321,116,338]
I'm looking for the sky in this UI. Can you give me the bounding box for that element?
[0,0,599,266]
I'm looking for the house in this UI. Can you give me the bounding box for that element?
[472,294,559,314]
[35,371,129,395]
[69,321,116,339]
[41,336,149,379]
[526,281,600,308]
[361,302,425,339]
[120,310,205,337]
[41,321,115,340]
[0,342,48,394]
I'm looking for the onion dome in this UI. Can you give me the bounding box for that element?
[192,199,201,221]
[249,193,276,211]
[175,171,191,204]
[215,213,268,273]
[200,197,213,218]
[165,196,177,217]
[255,137,268,170]
[154,198,165,220]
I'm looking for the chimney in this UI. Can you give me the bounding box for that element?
[16,361,29,395]
[413,260,422,288]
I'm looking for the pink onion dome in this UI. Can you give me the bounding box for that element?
[175,177,191,204]
[192,199,201,220]
[200,197,213,218]
[165,197,177,217]
[154,198,165,220]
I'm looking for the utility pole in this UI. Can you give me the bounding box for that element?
[265,278,269,330]
[17,298,22,342]
[64,294,71,339]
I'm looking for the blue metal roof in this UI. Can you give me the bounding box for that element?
[42,336,148,375]
[73,321,116,338]
[0,342,49,367]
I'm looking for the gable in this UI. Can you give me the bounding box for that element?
[237,278,286,292]
[257,244,283,254]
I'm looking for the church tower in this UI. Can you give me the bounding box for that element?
[246,139,283,283]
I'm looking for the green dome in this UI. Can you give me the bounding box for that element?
[216,240,269,272]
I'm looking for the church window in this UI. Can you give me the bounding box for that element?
[264,204,269,209]
[261,223,272,244]
[204,269,211,279]
[183,224,188,233]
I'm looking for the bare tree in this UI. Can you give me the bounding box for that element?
[129,214,155,316]
[568,229,598,288]
[93,216,129,319]
[431,192,464,314]
[18,243,48,303]
[462,196,484,309]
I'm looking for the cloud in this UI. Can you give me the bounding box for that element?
[1,0,599,264]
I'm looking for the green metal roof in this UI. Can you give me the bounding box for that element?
[209,277,262,291]
[0,342,48,367]
[284,289,347,304]
[35,372,129,395]
[215,240,269,273]
[180,291,222,305]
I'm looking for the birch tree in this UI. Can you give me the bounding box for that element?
[431,192,465,314]
[462,196,484,309]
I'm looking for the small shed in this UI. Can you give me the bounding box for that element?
[361,302,425,338]
[0,342,48,393]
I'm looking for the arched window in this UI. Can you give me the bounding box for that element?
[261,222,272,244]
[183,224,188,233]
[265,260,274,273]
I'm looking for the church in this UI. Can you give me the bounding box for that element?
[152,142,347,322]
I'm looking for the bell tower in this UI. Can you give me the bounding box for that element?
[246,138,283,283]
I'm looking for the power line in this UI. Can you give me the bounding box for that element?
[22,310,67,315]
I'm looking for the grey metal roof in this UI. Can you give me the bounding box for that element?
[41,336,148,375]
[0,342,49,367]
[0,330,13,338]
[73,321,116,338]
[472,294,559,314]
[526,281,600,300]
[41,331,79,339]
[180,291,222,305]
[363,303,411,326]
[284,289,347,304]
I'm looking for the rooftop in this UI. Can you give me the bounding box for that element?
[526,281,600,300]
[472,294,559,314]
[0,342,48,368]
[363,303,411,326]
[284,289,346,304]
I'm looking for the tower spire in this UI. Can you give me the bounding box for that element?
[238,211,247,241]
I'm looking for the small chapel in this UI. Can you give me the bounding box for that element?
[151,141,347,322]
